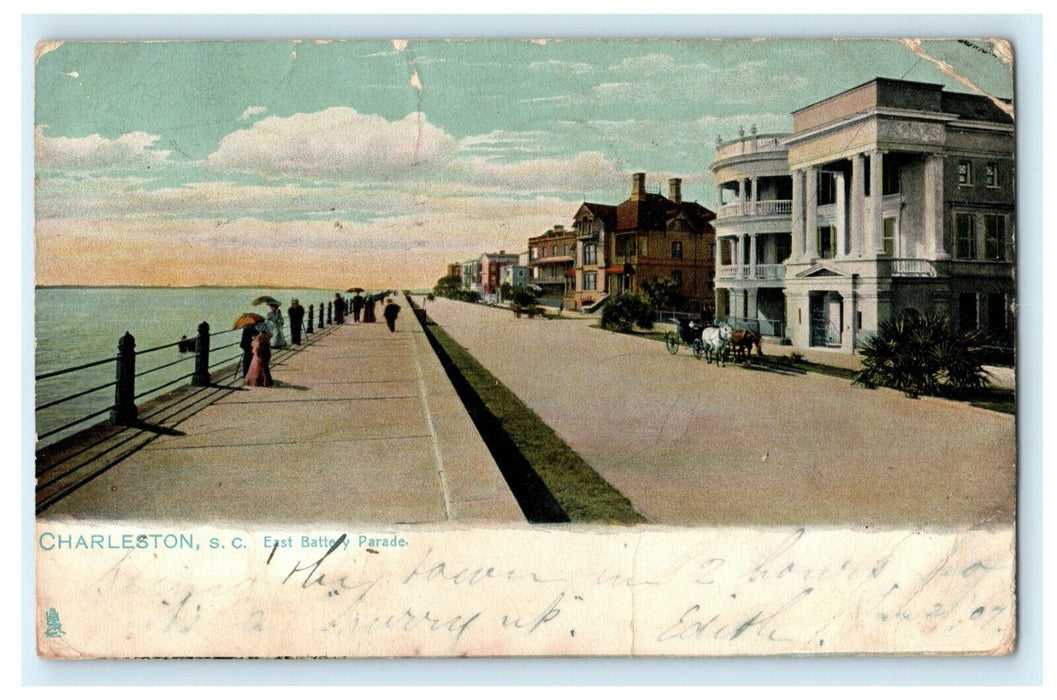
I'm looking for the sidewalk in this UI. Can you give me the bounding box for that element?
[39,312,523,525]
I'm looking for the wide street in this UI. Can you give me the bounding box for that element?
[422,297,1015,527]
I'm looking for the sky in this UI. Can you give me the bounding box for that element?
[34,38,1013,289]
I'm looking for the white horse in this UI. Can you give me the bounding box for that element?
[700,324,733,366]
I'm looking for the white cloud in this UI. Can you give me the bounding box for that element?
[455,151,625,193]
[35,126,172,171]
[206,107,458,179]
[239,106,267,121]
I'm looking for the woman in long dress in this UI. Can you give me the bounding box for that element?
[362,296,376,323]
[264,303,288,348]
[244,330,273,387]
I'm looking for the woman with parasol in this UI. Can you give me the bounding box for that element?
[253,295,288,349]
[348,287,365,323]
[244,329,274,387]
[233,312,264,377]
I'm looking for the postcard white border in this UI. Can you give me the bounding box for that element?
[17,11,1045,687]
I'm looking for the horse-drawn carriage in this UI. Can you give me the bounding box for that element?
[664,319,762,366]
[664,318,706,358]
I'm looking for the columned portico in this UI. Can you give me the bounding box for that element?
[835,171,847,258]
[868,149,886,256]
[924,153,947,260]
[805,165,819,261]
[791,168,804,261]
[850,153,865,258]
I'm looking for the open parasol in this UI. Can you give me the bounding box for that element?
[233,312,265,329]
[346,287,364,293]
[251,295,280,306]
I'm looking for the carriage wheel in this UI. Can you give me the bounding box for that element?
[665,332,679,355]
[691,339,704,359]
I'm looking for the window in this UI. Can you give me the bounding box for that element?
[988,293,1007,332]
[775,232,792,263]
[958,161,972,186]
[563,245,569,255]
[551,245,558,257]
[955,213,977,259]
[883,164,900,195]
[818,171,837,206]
[986,163,998,187]
[582,271,597,291]
[883,218,895,257]
[817,225,836,259]
[984,214,1006,260]
[959,293,978,331]
[672,270,682,288]
[671,241,683,259]
[583,243,597,265]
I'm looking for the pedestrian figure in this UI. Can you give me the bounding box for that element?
[351,292,364,323]
[334,292,346,323]
[363,295,376,323]
[265,302,288,348]
[383,299,401,332]
[288,298,305,345]
[239,325,258,377]
[244,330,273,387]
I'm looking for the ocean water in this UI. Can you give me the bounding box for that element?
[33,286,369,447]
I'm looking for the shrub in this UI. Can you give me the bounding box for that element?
[601,293,654,333]
[641,276,685,313]
[511,287,538,308]
[854,313,990,398]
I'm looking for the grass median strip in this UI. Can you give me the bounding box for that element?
[415,311,644,524]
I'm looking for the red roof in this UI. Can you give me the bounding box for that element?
[604,264,627,274]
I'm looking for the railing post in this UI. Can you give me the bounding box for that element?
[192,321,211,386]
[307,304,314,333]
[318,303,325,328]
[327,302,333,324]
[110,332,138,425]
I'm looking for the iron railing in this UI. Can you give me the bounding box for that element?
[35,296,338,446]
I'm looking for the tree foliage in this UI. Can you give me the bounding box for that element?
[854,313,990,398]
[433,275,479,303]
[641,276,685,312]
[601,293,654,333]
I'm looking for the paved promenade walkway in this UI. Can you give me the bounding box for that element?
[39,310,523,524]
[422,297,1015,528]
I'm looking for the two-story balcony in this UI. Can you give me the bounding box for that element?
[716,199,792,220]
[717,263,786,281]
[884,258,1013,279]
[529,255,574,266]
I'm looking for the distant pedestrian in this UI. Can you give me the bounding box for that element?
[334,293,346,323]
[244,330,273,387]
[288,299,305,345]
[351,293,364,323]
[363,295,376,323]
[265,302,288,348]
[239,325,258,377]
[383,299,401,332]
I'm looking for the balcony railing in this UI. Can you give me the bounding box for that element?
[716,199,792,219]
[889,258,937,278]
[716,264,786,281]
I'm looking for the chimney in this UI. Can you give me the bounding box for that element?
[631,172,646,202]
[668,178,682,204]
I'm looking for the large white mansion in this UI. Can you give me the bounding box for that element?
[711,78,1014,353]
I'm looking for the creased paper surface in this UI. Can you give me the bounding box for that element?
[36,521,1014,658]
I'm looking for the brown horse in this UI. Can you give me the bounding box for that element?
[729,329,763,362]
